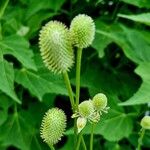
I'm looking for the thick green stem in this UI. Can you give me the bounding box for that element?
[137,128,145,150]
[76,48,82,109]
[90,124,95,150]
[49,145,55,150]
[63,72,75,111]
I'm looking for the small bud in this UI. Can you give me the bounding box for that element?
[39,21,74,74]
[77,117,87,133]
[78,100,94,118]
[140,116,150,130]
[92,93,107,111]
[40,108,67,146]
[70,14,95,48]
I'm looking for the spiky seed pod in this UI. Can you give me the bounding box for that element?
[40,108,67,146]
[78,100,94,118]
[140,116,150,130]
[39,21,74,74]
[70,14,95,48]
[92,93,107,111]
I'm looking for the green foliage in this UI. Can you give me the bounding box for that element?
[0,0,150,149]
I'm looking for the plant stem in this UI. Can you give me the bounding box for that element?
[90,124,95,150]
[76,47,82,109]
[63,72,75,111]
[137,128,145,150]
[49,145,55,150]
[76,132,82,150]
[81,136,87,150]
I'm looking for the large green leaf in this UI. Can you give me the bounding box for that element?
[14,54,68,101]
[95,21,150,64]
[0,35,36,70]
[118,13,150,26]
[120,0,150,8]
[0,110,42,150]
[0,57,20,103]
[92,33,112,58]
[120,63,150,105]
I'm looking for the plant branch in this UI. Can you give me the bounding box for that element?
[63,72,75,111]
[137,128,145,150]
[90,124,95,150]
[76,47,82,109]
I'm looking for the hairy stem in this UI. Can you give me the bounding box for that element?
[137,128,145,150]
[90,124,95,150]
[76,47,83,108]
[63,72,75,111]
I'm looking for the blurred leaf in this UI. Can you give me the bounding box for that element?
[0,0,9,19]
[120,63,150,105]
[95,21,150,64]
[118,13,150,26]
[0,94,12,125]
[0,58,20,103]
[92,33,112,58]
[0,110,42,150]
[15,68,67,101]
[0,35,36,70]
[120,0,150,8]
[26,0,66,19]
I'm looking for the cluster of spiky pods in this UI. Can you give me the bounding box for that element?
[39,14,109,149]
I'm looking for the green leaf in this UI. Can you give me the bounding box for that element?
[26,0,66,19]
[0,110,42,150]
[15,67,68,101]
[120,63,150,105]
[118,13,150,26]
[0,59,20,103]
[95,21,150,64]
[0,0,9,19]
[0,94,12,125]
[92,33,112,58]
[0,35,36,70]
[120,0,150,8]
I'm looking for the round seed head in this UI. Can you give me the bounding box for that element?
[70,14,95,48]
[39,21,74,74]
[140,116,150,130]
[78,100,94,118]
[40,108,67,146]
[92,93,107,111]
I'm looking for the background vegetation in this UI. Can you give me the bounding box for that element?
[0,0,150,149]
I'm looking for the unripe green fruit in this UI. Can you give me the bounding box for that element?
[70,14,95,48]
[39,21,74,74]
[40,108,67,146]
[140,116,150,130]
[78,100,94,118]
[92,93,107,111]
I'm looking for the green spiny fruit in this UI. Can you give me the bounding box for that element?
[70,14,95,48]
[40,108,67,146]
[92,93,107,111]
[39,21,74,74]
[78,100,94,118]
[140,116,150,130]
